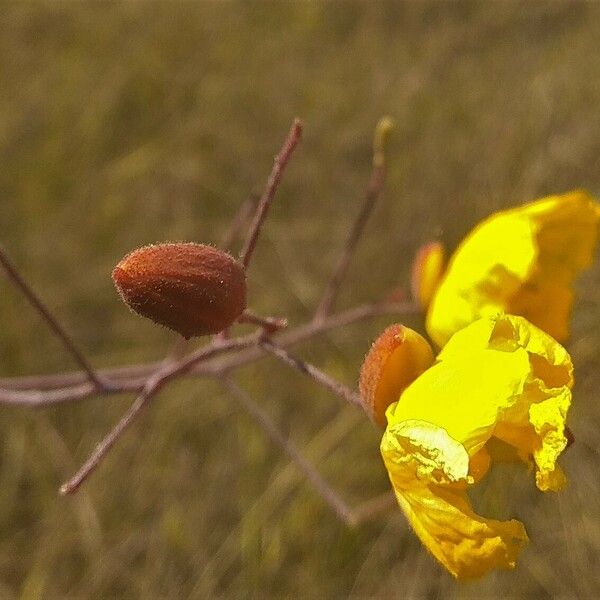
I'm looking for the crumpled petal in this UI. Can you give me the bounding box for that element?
[426,190,600,347]
[438,313,573,491]
[381,419,528,579]
[385,344,531,457]
[381,314,573,578]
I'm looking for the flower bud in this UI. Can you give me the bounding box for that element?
[360,324,434,426]
[411,241,445,311]
[112,242,247,338]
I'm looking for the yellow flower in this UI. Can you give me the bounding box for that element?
[425,191,600,347]
[374,314,573,579]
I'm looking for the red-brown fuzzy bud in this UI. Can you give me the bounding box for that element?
[112,242,247,338]
[359,324,434,427]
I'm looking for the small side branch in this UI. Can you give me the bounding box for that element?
[258,338,365,413]
[0,245,109,391]
[59,332,264,493]
[59,375,161,495]
[351,491,397,525]
[239,119,303,270]
[0,301,419,401]
[0,381,138,408]
[314,117,394,322]
[220,193,260,253]
[237,309,288,333]
[223,378,357,526]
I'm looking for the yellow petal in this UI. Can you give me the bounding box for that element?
[386,346,531,456]
[426,190,600,347]
[360,324,435,426]
[529,391,570,491]
[381,419,528,579]
[392,314,573,489]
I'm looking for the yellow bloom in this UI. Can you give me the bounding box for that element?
[379,314,573,579]
[425,191,600,347]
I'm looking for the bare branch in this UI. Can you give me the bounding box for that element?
[223,378,357,526]
[0,301,418,401]
[225,380,397,527]
[1,119,416,517]
[0,381,135,408]
[237,309,288,333]
[59,332,264,493]
[0,245,109,391]
[239,119,303,270]
[220,193,260,253]
[59,372,163,495]
[314,117,394,322]
[258,338,365,414]
[351,491,397,526]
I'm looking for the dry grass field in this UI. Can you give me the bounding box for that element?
[2,3,600,598]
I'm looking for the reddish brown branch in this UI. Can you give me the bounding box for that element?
[1,118,414,513]
[258,338,365,413]
[0,246,109,391]
[0,301,418,403]
[314,117,394,322]
[239,119,303,270]
[59,375,160,495]
[59,332,263,493]
[237,309,288,333]
[225,379,396,527]
[223,378,357,525]
[220,194,260,253]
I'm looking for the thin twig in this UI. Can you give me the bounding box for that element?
[0,381,137,408]
[351,491,397,525]
[237,309,288,333]
[258,338,365,413]
[166,195,258,360]
[314,117,394,322]
[223,378,357,526]
[0,245,109,391]
[220,193,260,253]
[59,373,162,495]
[239,119,303,270]
[0,301,418,402]
[59,332,263,493]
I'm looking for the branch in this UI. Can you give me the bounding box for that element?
[223,378,357,526]
[258,338,365,414]
[59,332,264,493]
[351,491,397,526]
[0,245,109,391]
[220,193,260,253]
[2,118,415,513]
[0,301,418,402]
[59,373,161,495]
[314,117,394,322]
[239,119,303,270]
[0,381,134,408]
[237,309,288,333]
[225,379,397,527]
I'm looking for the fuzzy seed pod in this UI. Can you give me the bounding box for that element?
[112,242,247,338]
[359,324,434,426]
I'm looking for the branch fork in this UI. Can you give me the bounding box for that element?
[1,117,415,526]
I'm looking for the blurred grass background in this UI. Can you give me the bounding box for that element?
[1,2,600,598]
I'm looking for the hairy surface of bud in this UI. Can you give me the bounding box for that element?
[112,242,247,338]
